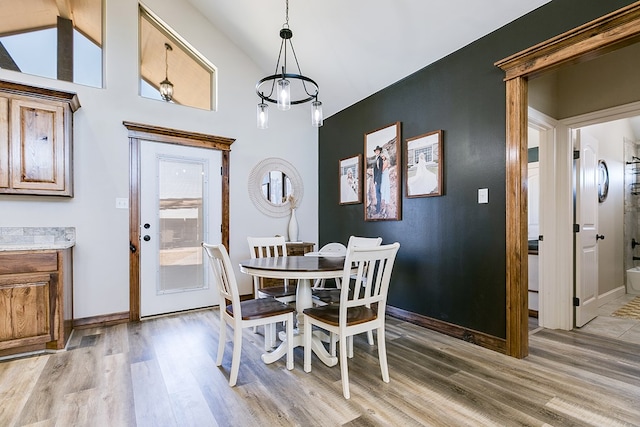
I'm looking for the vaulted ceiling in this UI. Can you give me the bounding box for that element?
[185,0,551,117]
[0,0,101,45]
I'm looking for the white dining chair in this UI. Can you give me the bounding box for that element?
[310,236,383,352]
[308,242,347,289]
[303,242,400,399]
[247,236,296,349]
[202,243,294,386]
[346,236,382,347]
[247,236,296,303]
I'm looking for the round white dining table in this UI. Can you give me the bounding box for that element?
[239,255,345,367]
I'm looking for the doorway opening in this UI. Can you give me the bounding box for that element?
[496,2,640,358]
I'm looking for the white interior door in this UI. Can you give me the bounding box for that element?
[140,140,221,317]
[575,129,599,327]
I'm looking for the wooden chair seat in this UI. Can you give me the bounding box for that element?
[258,284,297,299]
[311,288,341,305]
[304,305,376,327]
[226,298,294,320]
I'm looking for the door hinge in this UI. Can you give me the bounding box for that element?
[573,297,580,307]
[573,224,580,233]
[220,166,223,175]
[573,150,580,160]
[538,235,543,241]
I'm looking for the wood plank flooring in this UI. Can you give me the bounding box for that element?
[1,308,639,426]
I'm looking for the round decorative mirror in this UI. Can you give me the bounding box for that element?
[248,158,304,217]
[597,159,609,203]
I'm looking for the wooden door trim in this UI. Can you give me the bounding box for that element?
[495,1,640,358]
[124,121,234,321]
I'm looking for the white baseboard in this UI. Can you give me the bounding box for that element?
[597,286,626,307]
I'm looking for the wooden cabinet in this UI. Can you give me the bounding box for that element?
[0,249,73,357]
[285,241,315,256]
[0,80,80,196]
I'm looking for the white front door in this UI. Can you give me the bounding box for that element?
[575,129,600,327]
[140,140,221,317]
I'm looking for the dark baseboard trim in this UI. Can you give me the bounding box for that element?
[73,312,130,329]
[386,305,507,354]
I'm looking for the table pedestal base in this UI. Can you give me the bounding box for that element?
[261,330,337,366]
[261,278,337,367]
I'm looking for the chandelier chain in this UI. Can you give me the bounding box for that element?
[285,0,289,27]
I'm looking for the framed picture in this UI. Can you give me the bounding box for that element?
[339,154,362,205]
[406,130,443,198]
[364,122,401,221]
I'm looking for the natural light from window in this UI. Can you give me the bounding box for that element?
[0,0,103,88]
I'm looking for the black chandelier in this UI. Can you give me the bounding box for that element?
[256,0,322,129]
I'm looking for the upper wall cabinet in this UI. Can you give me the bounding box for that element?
[0,80,80,197]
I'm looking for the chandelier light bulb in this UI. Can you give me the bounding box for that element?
[257,102,269,129]
[311,100,323,127]
[277,78,291,111]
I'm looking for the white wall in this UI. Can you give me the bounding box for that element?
[0,0,319,319]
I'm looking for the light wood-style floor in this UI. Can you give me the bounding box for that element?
[1,308,639,426]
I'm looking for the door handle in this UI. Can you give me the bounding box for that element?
[596,234,605,241]
[130,242,137,253]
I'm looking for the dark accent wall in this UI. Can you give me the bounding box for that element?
[318,0,636,339]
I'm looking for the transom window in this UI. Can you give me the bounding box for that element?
[0,0,103,88]
[139,5,216,111]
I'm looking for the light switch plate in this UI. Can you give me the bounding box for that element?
[478,188,489,204]
[116,198,129,209]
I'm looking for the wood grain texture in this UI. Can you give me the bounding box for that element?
[0,81,76,196]
[1,310,638,426]
[495,2,640,80]
[505,76,529,360]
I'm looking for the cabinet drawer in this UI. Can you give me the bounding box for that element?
[0,252,58,274]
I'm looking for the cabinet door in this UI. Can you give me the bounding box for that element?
[10,98,66,192]
[0,96,7,188]
[0,274,52,350]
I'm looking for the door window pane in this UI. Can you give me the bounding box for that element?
[158,158,207,293]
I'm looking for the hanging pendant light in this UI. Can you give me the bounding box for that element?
[257,98,269,129]
[311,98,323,127]
[159,43,174,102]
[256,0,322,128]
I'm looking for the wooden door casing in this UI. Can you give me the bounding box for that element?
[124,122,234,321]
[495,2,640,358]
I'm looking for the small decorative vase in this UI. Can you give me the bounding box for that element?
[288,208,299,242]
